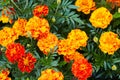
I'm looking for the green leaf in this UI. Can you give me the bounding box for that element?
[113,12,120,19]
[68,5,78,9]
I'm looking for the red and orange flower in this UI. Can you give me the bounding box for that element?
[107,0,120,8]
[18,53,36,73]
[37,33,58,55]
[5,43,25,63]
[0,69,11,80]
[72,58,92,80]
[64,51,84,63]
[25,16,50,39]
[33,5,49,17]
[13,18,27,36]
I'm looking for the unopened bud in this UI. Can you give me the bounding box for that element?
[118,8,120,13]
[57,0,61,5]
[27,44,31,47]
[93,36,98,43]
[52,16,56,22]
[26,78,29,80]
[111,65,117,71]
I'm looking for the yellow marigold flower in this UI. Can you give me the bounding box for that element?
[25,16,50,39]
[75,0,96,14]
[0,10,12,23]
[89,7,113,29]
[0,69,11,80]
[57,39,76,56]
[67,29,88,49]
[38,69,64,80]
[64,51,84,63]
[37,33,58,55]
[0,14,9,23]
[99,31,120,55]
[13,18,27,36]
[0,27,19,47]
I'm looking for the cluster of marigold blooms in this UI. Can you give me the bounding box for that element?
[0,4,93,80]
[75,0,120,55]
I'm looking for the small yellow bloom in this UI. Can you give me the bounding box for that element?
[89,7,113,29]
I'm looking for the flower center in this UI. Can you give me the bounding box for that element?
[80,64,86,70]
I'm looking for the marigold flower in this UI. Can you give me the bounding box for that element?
[37,33,58,55]
[99,31,120,55]
[0,9,13,23]
[75,0,96,14]
[33,5,49,17]
[72,58,92,80]
[0,69,11,80]
[0,27,19,47]
[67,29,88,49]
[25,16,50,39]
[5,43,25,63]
[18,53,36,73]
[107,0,120,8]
[57,39,76,56]
[89,7,113,29]
[13,18,27,36]
[64,51,84,63]
[38,69,64,80]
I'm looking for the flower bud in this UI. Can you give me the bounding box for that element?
[26,78,29,80]
[52,16,56,22]
[111,65,117,71]
[118,8,120,13]
[27,44,31,47]
[57,0,61,5]
[93,36,98,43]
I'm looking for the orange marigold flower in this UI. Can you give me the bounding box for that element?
[64,51,84,63]
[5,43,25,63]
[75,0,96,14]
[0,27,19,47]
[99,31,120,55]
[38,69,64,80]
[89,7,113,29]
[67,29,88,49]
[18,53,36,73]
[25,16,50,39]
[13,18,27,36]
[107,0,120,8]
[0,69,11,80]
[57,39,76,56]
[37,33,58,55]
[72,58,92,80]
[33,5,49,17]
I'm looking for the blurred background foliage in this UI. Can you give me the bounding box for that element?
[0,0,120,80]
